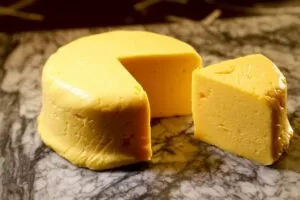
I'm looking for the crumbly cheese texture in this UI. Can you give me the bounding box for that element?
[192,54,293,165]
[38,30,202,170]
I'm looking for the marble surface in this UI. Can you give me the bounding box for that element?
[1,14,300,200]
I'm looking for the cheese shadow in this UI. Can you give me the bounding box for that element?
[106,141,222,175]
[107,117,222,174]
[272,132,300,172]
[272,112,300,172]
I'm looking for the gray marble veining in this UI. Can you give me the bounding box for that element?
[1,15,300,200]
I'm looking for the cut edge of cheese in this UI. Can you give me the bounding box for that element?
[120,53,201,117]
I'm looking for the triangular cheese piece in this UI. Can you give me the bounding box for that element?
[192,54,293,165]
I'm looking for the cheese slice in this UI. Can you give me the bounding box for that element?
[192,54,293,165]
[38,30,202,170]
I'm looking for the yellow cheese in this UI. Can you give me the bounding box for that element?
[38,30,202,170]
[192,54,293,165]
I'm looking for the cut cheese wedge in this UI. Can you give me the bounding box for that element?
[192,54,293,165]
[38,30,202,170]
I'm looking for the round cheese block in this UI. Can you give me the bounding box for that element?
[38,30,202,170]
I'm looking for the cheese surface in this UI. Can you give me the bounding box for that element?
[38,30,202,170]
[192,54,293,165]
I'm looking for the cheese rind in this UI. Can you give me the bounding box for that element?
[192,54,293,165]
[38,30,201,170]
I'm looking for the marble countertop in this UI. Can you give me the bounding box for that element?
[1,14,300,200]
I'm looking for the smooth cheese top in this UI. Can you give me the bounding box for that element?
[58,30,198,57]
[193,54,286,96]
[44,55,144,112]
[43,30,201,114]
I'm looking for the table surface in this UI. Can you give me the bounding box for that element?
[0,14,300,200]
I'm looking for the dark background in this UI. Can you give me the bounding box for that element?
[1,0,300,32]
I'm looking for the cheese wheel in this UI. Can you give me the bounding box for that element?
[192,54,293,165]
[38,30,202,170]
